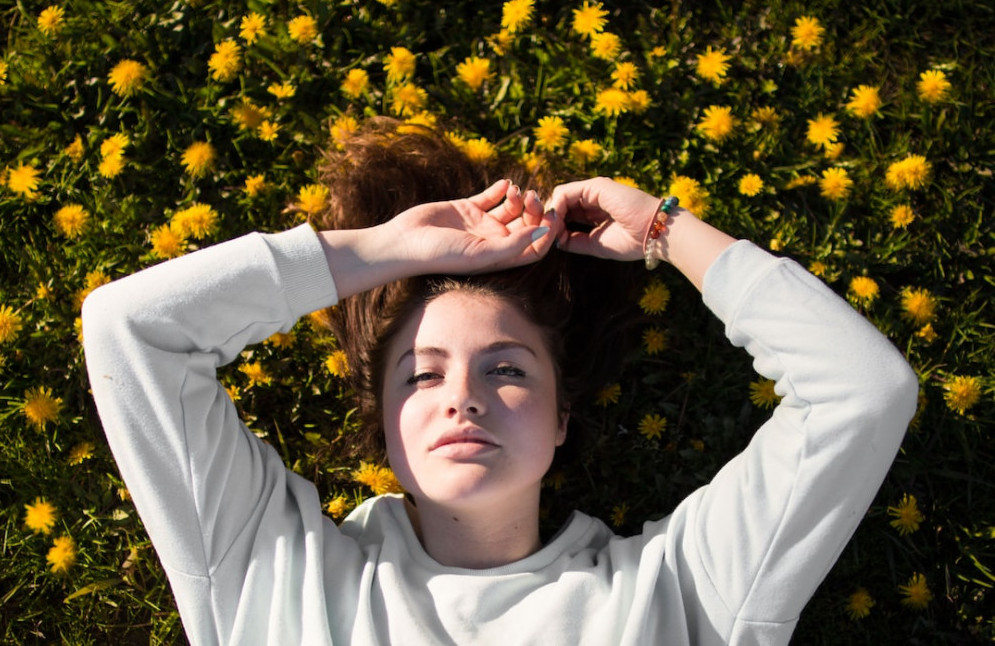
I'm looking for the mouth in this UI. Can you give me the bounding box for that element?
[430,429,499,453]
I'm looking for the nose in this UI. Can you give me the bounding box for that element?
[446,370,485,417]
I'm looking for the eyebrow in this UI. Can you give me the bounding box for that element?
[396,340,537,367]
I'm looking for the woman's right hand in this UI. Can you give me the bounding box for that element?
[545,177,662,261]
[318,179,558,299]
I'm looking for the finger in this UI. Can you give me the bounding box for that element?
[522,190,544,228]
[487,183,525,225]
[468,179,513,212]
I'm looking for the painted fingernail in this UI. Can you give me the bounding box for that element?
[544,208,557,220]
[531,226,550,242]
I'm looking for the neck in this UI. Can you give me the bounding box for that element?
[405,491,543,569]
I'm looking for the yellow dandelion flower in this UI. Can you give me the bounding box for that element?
[257,120,280,142]
[611,502,628,527]
[47,535,77,574]
[24,498,57,535]
[594,87,629,117]
[181,141,216,177]
[73,270,110,310]
[0,60,7,85]
[297,184,329,215]
[888,493,925,536]
[749,378,780,409]
[595,383,621,406]
[325,350,350,378]
[638,413,667,441]
[917,69,951,103]
[64,135,85,162]
[849,276,879,305]
[806,113,839,148]
[23,386,63,431]
[170,203,218,238]
[626,89,651,113]
[68,441,96,465]
[341,68,369,98]
[846,85,882,118]
[0,305,24,344]
[890,204,915,228]
[240,12,266,44]
[568,139,603,165]
[288,15,319,44]
[824,141,845,160]
[100,133,129,160]
[107,59,149,98]
[501,0,534,33]
[899,573,933,610]
[390,83,427,116]
[572,1,609,38]
[885,155,931,191]
[916,323,938,343]
[819,167,853,201]
[6,163,42,198]
[352,462,404,495]
[533,115,569,150]
[695,46,730,85]
[149,223,188,259]
[639,280,670,315]
[614,176,640,189]
[462,137,496,162]
[901,288,936,326]
[240,361,272,387]
[808,260,827,277]
[231,101,270,131]
[521,151,541,175]
[326,495,350,519]
[456,56,493,91]
[37,6,65,37]
[791,16,824,50]
[668,175,709,217]
[943,375,981,415]
[244,174,267,197]
[611,62,639,89]
[331,114,360,147]
[208,40,242,82]
[265,331,294,349]
[846,587,875,620]
[751,106,781,129]
[784,175,817,190]
[384,46,416,83]
[53,204,89,238]
[738,173,764,196]
[590,32,622,60]
[487,29,515,56]
[267,82,296,99]
[642,327,667,355]
[696,105,735,142]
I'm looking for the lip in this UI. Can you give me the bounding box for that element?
[430,428,499,452]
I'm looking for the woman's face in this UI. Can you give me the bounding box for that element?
[381,290,566,510]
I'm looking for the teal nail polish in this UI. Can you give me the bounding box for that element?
[531,226,550,242]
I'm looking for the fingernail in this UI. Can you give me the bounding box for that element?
[531,226,550,242]
[543,208,557,221]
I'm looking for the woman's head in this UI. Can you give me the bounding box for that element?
[316,116,639,467]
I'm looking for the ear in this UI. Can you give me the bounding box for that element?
[555,405,570,446]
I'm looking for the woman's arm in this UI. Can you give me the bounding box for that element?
[81,180,553,643]
[548,177,918,637]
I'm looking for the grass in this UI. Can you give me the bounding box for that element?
[1,0,993,643]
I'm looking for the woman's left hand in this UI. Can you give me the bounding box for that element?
[387,179,559,274]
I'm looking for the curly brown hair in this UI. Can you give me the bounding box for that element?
[315,116,640,465]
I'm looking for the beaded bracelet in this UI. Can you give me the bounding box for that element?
[642,196,679,270]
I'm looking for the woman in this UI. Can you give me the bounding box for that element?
[82,120,917,645]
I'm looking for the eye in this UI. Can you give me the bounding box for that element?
[490,364,526,378]
[406,371,441,386]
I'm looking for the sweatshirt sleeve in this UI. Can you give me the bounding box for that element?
[81,224,345,644]
[679,241,918,639]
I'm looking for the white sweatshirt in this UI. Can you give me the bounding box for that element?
[82,224,917,645]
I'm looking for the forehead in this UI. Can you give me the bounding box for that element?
[388,290,547,357]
